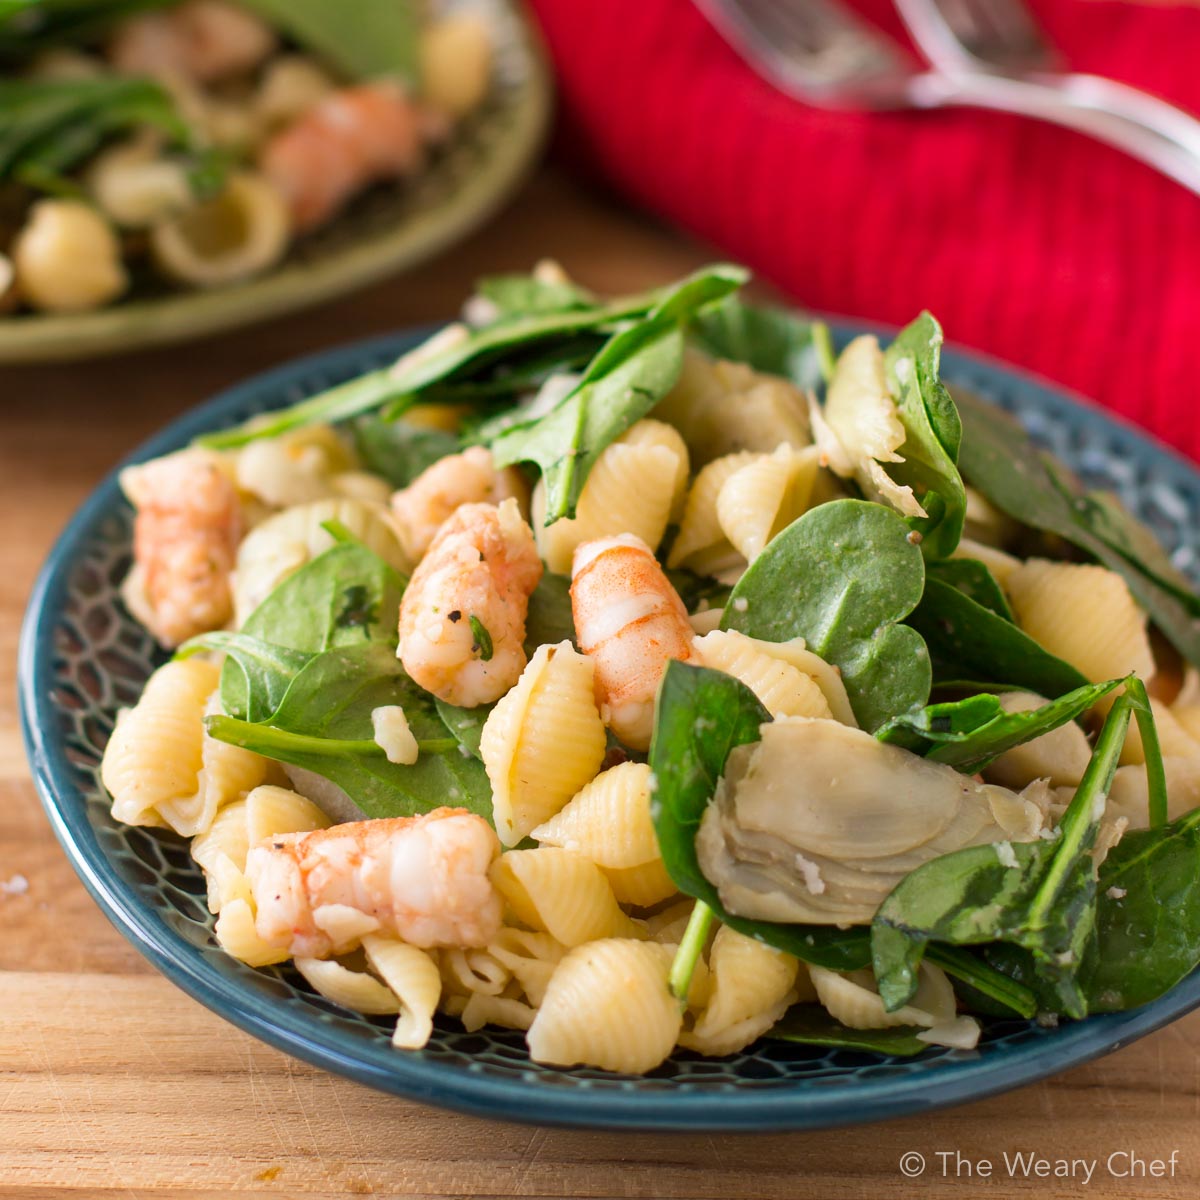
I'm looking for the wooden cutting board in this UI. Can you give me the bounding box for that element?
[2,169,1197,1200]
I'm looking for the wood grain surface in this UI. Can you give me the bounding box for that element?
[2,168,1198,1200]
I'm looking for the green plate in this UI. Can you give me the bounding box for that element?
[0,0,551,363]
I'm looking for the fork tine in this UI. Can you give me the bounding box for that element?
[696,0,911,101]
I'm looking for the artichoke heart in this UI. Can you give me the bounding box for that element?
[696,716,1046,926]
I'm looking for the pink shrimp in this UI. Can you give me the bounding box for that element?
[120,448,241,647]
[391,446,527,562]
[398,499,543,707]
[108,1,276,83]
[571,534,698,750]
[258,82,422,233]
[245,808,503,959]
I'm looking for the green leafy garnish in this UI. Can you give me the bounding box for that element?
[909,576,1089,697]
[649,661,871,970]
[956,392,1200,664]
[722,500,931,732]
[925,558,1013,620]
[469,615,493,661]
[490,265,748,523]
[474,271,595,319]
[767,1007,931,1057]
[876,678,1122,773]
[352,415,459,488]
[871,681,1146,1019]
[688,295,822,389]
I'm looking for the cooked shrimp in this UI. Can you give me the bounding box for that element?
[259,82,422,233]
[120,448,241,647]
[398,499,542,706]
[391,446,527,562]
[571,534,698,750]
[108,1,276,83]
[246,808,503,958]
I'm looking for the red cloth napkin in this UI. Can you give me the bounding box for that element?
[527,0,1200,460]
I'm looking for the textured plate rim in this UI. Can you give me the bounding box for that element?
[18,324,1200,1133]
[0,1,552,365]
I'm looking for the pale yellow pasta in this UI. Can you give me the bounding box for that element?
[480,641,607,847]
[234,424,357,508]
[533,430,682,573]
[680,927,801,1056]
[420,11,493,118]
[642,897,698,944]
[984,692,1094,790]
[616,418,691,520]
[12,199,126,312]
[461,994,536,1034]
[294,956,401,1015]
[652,350,811,467]
[1005,559,1156,685]
[102,660,272,837]
[809,962,979,1049]
[667,451,758,574]
[232,496,407,624]
[752,639,858,726]
[694,629,834,720]
[526,940,681,1073]
[362,936,442,1049]
[87,137,191,227]
[485,929,566,1007]
[716,444,820,561]
[439,948,510,998]
[214,897,288,968]
[1108,757,1200,829]
[150,172,289,288]
[531,762,676,907]
[1121,698,1200,765]
[255,54,335,129]
[687,606,724,635]
[490,848,642,946]
[1173,702,1200,743]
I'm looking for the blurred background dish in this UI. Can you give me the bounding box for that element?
[0,0,550,362]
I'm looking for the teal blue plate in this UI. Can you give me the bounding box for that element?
[19,324,1200,1131]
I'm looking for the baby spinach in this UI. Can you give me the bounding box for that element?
[876,678,1121,773]
[490,265,748,524]
[872,686,1140,1019]
[238,0,419,82]
[767,1007,931,1057]
[206,643,491,820]
[474,271,595,319]
[956,392,1200,665]
[649,661,871,970]
[909,577,1089,697]
[524,572,575,650]
[433,698,493,760]
[925,558,1013,620]
[880,314,966,559]
[688,295,822,389]
[352,415,459,488]
[722,500,931,732]
[1080,807,1200,1012]
[177,631,311,723]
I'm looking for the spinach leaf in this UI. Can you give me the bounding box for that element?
[237,0,419,82]
[928,944,1038,1018]
[206,643,491,820]
[871,685,1138,1018]
[199,281,679,449]
[177,631,311,723]
[909,577,1089,697]
[433,698,493,760]
[881,314,966,559]
[1080,807,1200,1012]
[0,77,187,186]
[925,558,1013,620]
[722,499,931,732]
[352,415,458,488]
[876,678,1121,773]
[524,571,575,650]
[665,568,732,615]
[767,1007,931,1057]
[956,392,1200,664]
[649,661,871,970]
[688,295,821,389]
[491,265,748,523]
[474,271,595,319]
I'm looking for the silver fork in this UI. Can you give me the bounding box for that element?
[695,0,1200,196]
[896,0,1200,160]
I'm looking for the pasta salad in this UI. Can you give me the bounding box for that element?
[0,0,492,313]
[100,261,1200,1074]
